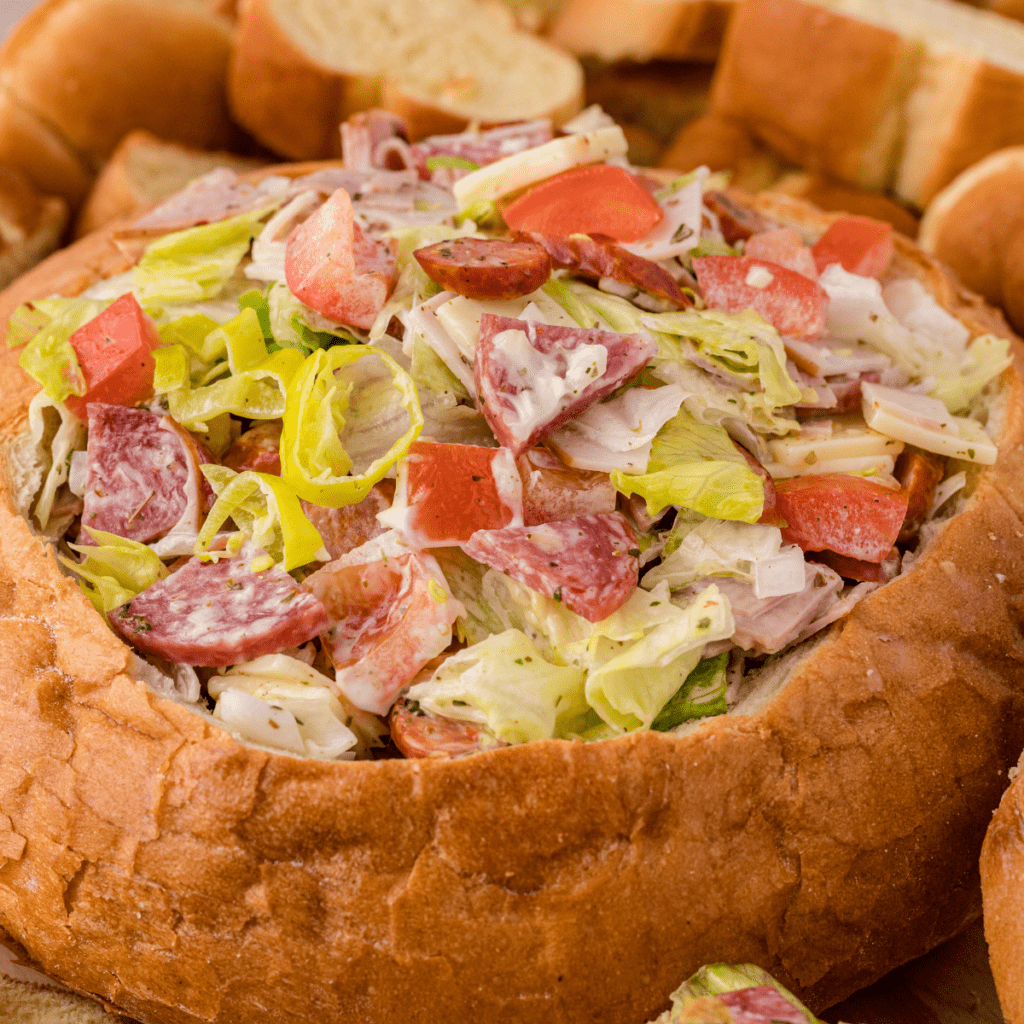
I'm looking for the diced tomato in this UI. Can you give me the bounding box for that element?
[812,546,901,584]
[811,215,893,279]
[65,294,161,419]
[517,448,616,526]
[502,165,663,244]
[693,255,828,339]
[774,474,909,563]
[386,441,523,548]
[284,187,396,330]
[745,228,818,281]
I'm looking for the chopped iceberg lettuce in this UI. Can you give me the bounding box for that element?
[60,528,169,614]
[666,963,820,1024]
[651,651,729,731]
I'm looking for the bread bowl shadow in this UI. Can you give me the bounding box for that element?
[1,174,1024,1024]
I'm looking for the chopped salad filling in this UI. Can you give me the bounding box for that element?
[9,111,1010,761]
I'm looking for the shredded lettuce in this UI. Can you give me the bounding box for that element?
[584,584,734,733]
[196,466,326,571]
[134,207,272,307]
[60,528,168,613]
[267,281,360,353]
[668,963,820,1024]
[14,297,109,402]
[643,307,802,407]
[932,333,1011,413]
[238,287,274,344]
[612,409,766,520]
[157,312,225,364]
[650,652,729,730]
[280,345,423,507]
[406,629,589,744]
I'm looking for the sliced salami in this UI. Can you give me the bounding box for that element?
[463,512,639,622]
[409,121,553,181]
[379,441,523,548]
[81,405,203,544]
[110,543,329,666]
[716,986,810,1024]
[303,546,462,715]
[692,255,828,339]
[519,230,691,307]
[517,448,616,526]
[390,699,499,759]
[475,314,656,456]
[413,238,551,300]
[301,482,392,559]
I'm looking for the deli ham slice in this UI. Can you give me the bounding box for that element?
[463,512,639,622]
[303,538,463,715]
[110,543,330,666]
[475,314,656,456]
[409,121,553,183]
[81,405,204,544]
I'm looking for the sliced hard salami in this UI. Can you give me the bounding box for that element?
[517,448,616,526]
[303,546,462,715]
[463,512,639,622]
[380,441,523,548]
[519,230,691,307]
[110,543,329,666]
[301,482,392,559]
[81,404,203,544]
[692,255,828,339]
[390,699,498,759]
[413,238,551,300]
[475,314,656,456]
[714,986,810,1024]
[409,121,553,181]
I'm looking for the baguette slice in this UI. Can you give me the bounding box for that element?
[711,0,1024,208]
[75,130,265,238]
[549,0,735,62]
[0,0,243,176]
[919,146,1024,335]
[0,165,68,289]
[228,0,584,156]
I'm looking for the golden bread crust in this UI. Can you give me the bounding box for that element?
[1,185,1024,1023]
[982,756,1024,1024]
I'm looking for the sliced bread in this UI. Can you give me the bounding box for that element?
[0,165,68,289]
[710,0,1024,208]
[76,130,265,238]
[228,0,584,156]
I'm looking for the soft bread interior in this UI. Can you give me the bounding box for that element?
[267,0,583,124]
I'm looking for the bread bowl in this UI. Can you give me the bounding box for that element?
[0,127,1023,1024]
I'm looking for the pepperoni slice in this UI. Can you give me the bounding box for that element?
[775,473,909,562]
[475,314,656,456]
[413,238,551,301]
[110,544,329,666]
[463,512,638,622]
[692,255,828,339]
[744,228,818,280]
[284,187,396,330]
[517,448,616,526]
[301,482,392,559]
[222,421,283,476]
[382,441,523,549]
[304,548,461,715]
[812,215,893,279]
[519,230,691,307]
[81,405,203,543]
[390,700,498,759]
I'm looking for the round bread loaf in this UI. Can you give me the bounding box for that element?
[0,178,1023,1024]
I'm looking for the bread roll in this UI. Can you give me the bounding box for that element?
[710,0,1024,208]
[75,131,265,238]
[0,165,1023,1023]
[0,165,68,289]
[227,0,584,156]
[0,0,244,204]
[918,146,1024,335]
[549,0,735,63]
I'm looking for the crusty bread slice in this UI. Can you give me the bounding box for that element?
[919,146,1024,335]
[711,0,1024,208]
[0,0,243,179]
[0,165,68,289]
[228,0,584,155]
[549,0,734,62]
[75,130,265,238]
[0,976,132,1024]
